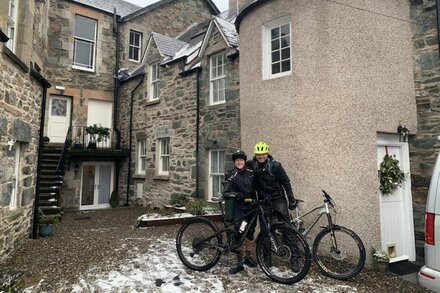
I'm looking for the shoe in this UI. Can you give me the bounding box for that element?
[291,258,300,273]
[243,256,257,268]
[229,264,244,274]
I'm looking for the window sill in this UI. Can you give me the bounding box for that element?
[133,174,147,179]
[153,175,169,181]
[209,100,226,106]
[72,65,95,72]
[129,59,141,63]
[3,47,29,73]
[146,99,160,106]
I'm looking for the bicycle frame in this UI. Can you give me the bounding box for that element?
[293,198,335,237]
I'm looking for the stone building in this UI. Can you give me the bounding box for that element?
[236,0,418,263]
[0,0,51,263]
[118,11,241,206]
[410,0,440,259]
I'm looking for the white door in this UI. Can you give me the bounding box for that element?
[80,162,113,210]
[48,96,71,143]
[377,134,416,262]
[87,99,113,148]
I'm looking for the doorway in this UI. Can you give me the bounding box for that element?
[80,162,113,210]
[48,96,71,143]
[87,99,112,148]
[377,133,416,262]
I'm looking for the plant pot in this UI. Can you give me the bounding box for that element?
[87,142,97,149]
[372,261,389,272]
[39,223,54,237]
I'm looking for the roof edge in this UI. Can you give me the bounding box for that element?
[235,0,269,33]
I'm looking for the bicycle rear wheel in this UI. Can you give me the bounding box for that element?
[313,225,366,280]
[256,224,311,284]
[176,217,222,271]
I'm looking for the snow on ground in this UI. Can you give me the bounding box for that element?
[23,234,359,292]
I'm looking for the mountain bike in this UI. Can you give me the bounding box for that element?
[291,190,366,280]
[176,196,312,284]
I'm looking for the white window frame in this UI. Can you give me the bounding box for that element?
[149,63,160,101]
[128,30,142,62]
[6,0,18,52]
[10,142,21,210]
[158,138,170,176]
[209,52,226,105]
[73,15,97,72]
[137,139,147,175]
[208,150,225,200]
[262,16,292,80]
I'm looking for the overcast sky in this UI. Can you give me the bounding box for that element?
[123,0,229,13]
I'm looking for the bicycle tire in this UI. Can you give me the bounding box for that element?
[176,217,222,271]
[313,225,366,280]
[256,224,312,284]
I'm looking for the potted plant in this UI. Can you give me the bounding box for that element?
[371,248,390,271]
[86,124,110,149]
[38,215,59,237]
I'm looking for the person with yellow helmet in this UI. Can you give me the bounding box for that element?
[223,150,258,274]
[248,141,300,271]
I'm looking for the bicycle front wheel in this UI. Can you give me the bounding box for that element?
[176,217,222,271]
[313,226,366,280]
[256,224,311,284]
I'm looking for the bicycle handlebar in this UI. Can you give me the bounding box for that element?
[322,190,335,207]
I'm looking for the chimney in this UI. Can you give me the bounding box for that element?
[228,0,248,14]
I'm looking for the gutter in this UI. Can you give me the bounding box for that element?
[30,66,51,239]
[196,68,201,198]
[113,9,122,196]
[126,74,145,205]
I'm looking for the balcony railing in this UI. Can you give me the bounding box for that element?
[70,126,124,151]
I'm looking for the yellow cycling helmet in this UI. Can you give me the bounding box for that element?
[254,141,269,154]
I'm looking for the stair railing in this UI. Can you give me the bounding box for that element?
[54,127,72,202]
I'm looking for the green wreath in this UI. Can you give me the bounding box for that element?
[379,154,405,195]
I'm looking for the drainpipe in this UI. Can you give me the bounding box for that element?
[113,9,121,195]
[126,74,145,205]
[30,66,51,239]
[196,68,201,198]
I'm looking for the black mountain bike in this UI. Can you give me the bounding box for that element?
[291,190,366,280]
[176,196,312,284]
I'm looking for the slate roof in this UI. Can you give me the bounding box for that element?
[213,16,239,48]
[151,33,188,57]
[72,0,140,17]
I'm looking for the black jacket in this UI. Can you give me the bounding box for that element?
[223,167,256,200]
[246,155,294,201]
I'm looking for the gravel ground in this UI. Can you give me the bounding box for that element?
[0,207,431,292]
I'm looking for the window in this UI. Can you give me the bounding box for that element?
[137,139,147,175]
[209,150,225,199]
[158,138,169,175]
[210,52,226,105]
[10,142,21,210]
[149,63,160,100]
[262,16,291,79]
[129,30,142,62]
[73,15,97,71]
[6,0,18,52]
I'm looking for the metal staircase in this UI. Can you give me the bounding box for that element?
[37,128,71,217]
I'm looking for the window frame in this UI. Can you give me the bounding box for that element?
[149,62,160,101]
[128,30,142,63]
[6,0,18,52]
[73,14,98,72]
[137,139,147,175]
[209,52,226,105]
[262,16,292,80]
[158,138,170,176]
[208,149,225,200]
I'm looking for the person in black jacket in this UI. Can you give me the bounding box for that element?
[247,141,300,271]
[223,150,258,274]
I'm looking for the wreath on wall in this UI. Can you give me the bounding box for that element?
[379,154,405,195]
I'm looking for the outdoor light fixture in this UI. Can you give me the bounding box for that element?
[55,85,65,94]
[397,125,409,142]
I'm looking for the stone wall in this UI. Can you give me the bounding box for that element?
[119,0,214,71]
[118,42,198,206]
[198,25,241,199]
[0,47,44,263]
[410,0,440,260]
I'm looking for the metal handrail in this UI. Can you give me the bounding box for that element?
[55,126,72,177]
